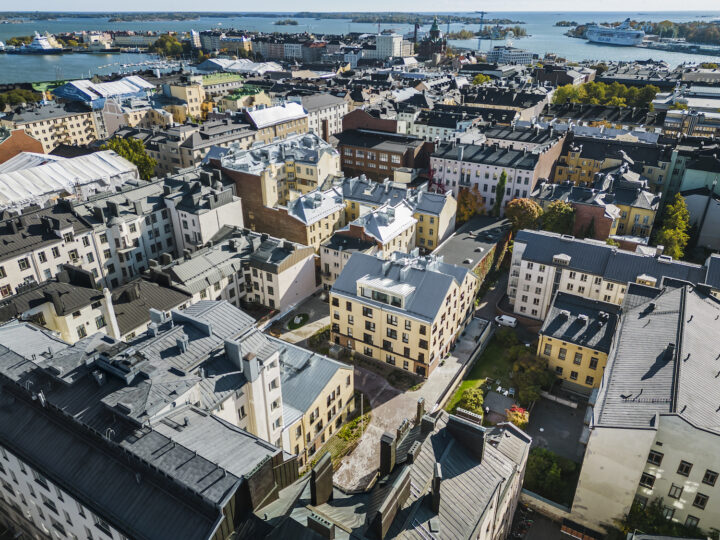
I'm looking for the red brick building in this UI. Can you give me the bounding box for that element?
[0,128,44,164]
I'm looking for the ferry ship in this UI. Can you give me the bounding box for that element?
[8,32,65,54]
[585,18,645,47]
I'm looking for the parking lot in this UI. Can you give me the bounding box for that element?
[526,397,587,462]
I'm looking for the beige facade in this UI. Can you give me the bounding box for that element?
[168,82,206,119]
[1,109,98,153]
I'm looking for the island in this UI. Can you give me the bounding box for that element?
[274,19,299,26]
[555,20,578,27]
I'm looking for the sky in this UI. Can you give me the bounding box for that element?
[8,2,720,11]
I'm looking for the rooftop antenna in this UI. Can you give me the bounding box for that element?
[477,11,487,52]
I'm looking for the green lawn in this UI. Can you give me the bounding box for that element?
[444,338,515,413]
[287,313,309,330]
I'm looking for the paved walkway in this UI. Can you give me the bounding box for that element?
[276,294,329,345]
[333,317,489,491]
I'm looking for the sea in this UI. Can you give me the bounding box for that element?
[1,11,720,84]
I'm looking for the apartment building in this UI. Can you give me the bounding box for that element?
[220,87,272,112]
[402,109,481,142]
[462,86,550,121]
[663,109,720,139]
[335,129,434,182]
[431,141,563,211]
[299,93,349,140]
[277,338,354,469]
[320,235,376,289]
[200,72,245,99]
[554,135,673,187]
[508,230,709,320]
[0,102,98,153]
[164,81,206,119]
[541,103,664,133]
[218,133,341,210]
[244,102,309,145]
[572,283,720,535]
[481,124,565,152]
[537,292,621,393]
[0,315,298,540]
[329,251,478,378]
[147,228,316,312]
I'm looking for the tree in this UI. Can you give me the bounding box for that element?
[512,353,555,406]
[606,238,620,247]
[492,170,507,217]
[150,34,185,57]
[456,186,484,223]
[613,498,705,539]
[505,198,543,232]
[505,405,529,429]
[472,74,491,85]
[101,138,157,180]
[655,193,690,259]
[669,102,688,110]
[542,200,575,234]
[459,388,484,415]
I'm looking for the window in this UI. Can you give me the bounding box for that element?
[41,493,57,514]
[18,258,29,270]
[685,516,700,528]
[558,348,567,360]
[693,493,708,509]
[703,469,718,486]
[77,325,87,339]
[662,506,675,519]
[585,376,594,385]
[555,366,563,375]
[95,315,106,329]
[387,314,397,326]
[92,513,112,536]
[570,371,578,380]
[573,352,582,365]
[362,307,373,318]
[678,460,693,477]
[589,357,598,370]
[640,472,655,488]
[668,484,683,499]
[543,343,552,356]
[647,450,664,466]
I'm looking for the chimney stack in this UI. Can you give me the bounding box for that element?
[416,397,425,424]
[379,432,397,476]
[310,452,334,506]
[431,463,442,514]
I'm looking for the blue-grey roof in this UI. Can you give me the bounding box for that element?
[331,252,475,322]
[515,230,707,286]
[273,337,351,418]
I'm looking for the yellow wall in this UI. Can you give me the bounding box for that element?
[537,334,607,389]
[615,205,655,238]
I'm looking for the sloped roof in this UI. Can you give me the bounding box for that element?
[246,102,307,129]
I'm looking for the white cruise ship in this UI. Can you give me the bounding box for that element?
[585,18,645,47]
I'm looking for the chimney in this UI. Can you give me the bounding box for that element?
[103,287,122,340]
[655,245,664,257]
[307,513,335,540]
[224,339,243,370]
[431,463,442,514]
[416,397,425,424]
[176,334,189,354]
[379,432,397,476]
[421,414,436,434]
[310,452,334,506]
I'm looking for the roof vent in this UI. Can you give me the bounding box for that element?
[559,309,570,318]
[578,314,589,325]
[658,255,673,263]
[176,334,189,354]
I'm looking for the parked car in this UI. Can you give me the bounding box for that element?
[494,315,518,328]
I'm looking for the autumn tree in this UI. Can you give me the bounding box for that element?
[472,74,492,85]
[492,170,508,217]
[456,186,484,223]
[459,388,484,415]
[505,198,543,232]
[101,137,157,180]
[542,200,575,234]
[655,193,690,259]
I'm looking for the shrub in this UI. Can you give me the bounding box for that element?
[459,388,484,414]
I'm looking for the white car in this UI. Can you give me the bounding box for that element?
[494,315,518,328]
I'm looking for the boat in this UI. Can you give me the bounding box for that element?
[7,31,66,54]
[585,18,644,47]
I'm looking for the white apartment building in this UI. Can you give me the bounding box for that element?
[376,33,403,59]
[299,94,349,141]
[508,230,710,320]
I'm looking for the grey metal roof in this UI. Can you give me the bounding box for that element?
[435,216,510,270]
[595,285,720,434]
[515,230,707,286]
[0,279,103,322]
[111,279,191,335]
[433,142,540,170]
[274,337,351,417]
[540,292,620,353]
[332,251,474,323]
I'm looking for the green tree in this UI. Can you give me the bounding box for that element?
[459,388,484,414]
[655,193,690,259]
[512,353,555,406]
[100,137,157,180]
[505,198,543,233]
[150,34,185,57]
[606,238,620,247]
[542,200,575,234]
[472,74,491,85]
[492,170,507,217]
[613,498,706,539]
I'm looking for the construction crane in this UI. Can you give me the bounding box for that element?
[477,11,487,52]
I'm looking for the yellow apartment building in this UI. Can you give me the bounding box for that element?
[276,338,355,470]
[167,81,206,119]
[245,102,309,145]
[537,292,621,393]
[329,251,478,378]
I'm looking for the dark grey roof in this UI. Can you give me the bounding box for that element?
[515,230,707,287]
[483,125,562,146]
[111,279,191,335]
[341,176,413,206]
[435,217,510,270]
[322,233,375,253]
[0,279,102,322]
[595,285,720,434]
[300,93,347,112]
[334,130,425,153]
[705,254,720,290]
[540,292,620,353]
[3,102,92,123]
[433,142,540,170]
